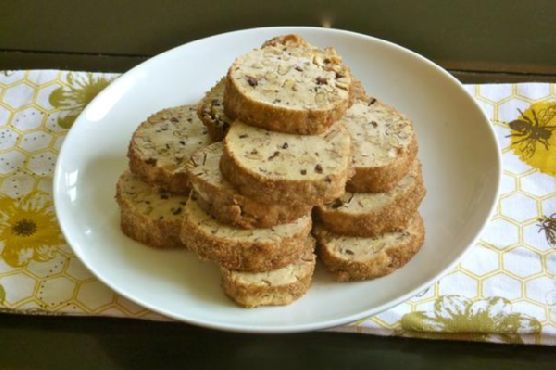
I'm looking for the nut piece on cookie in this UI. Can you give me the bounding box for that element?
[115,170,188,249]
[128,104,211,194]
[224,34,352,135]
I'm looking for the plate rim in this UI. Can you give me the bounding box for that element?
[53,26,501,333]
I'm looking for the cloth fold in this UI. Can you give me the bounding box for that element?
[0,70,554,345]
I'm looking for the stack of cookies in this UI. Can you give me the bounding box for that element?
[115,34,425,308]
[116,105,210,248]
[313,96,425,281]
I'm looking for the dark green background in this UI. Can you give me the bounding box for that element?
[1,0,556,80]
[1,1,556,369]
[1,314,555,370]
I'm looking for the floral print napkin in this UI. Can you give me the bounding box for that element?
[0,70,555,344]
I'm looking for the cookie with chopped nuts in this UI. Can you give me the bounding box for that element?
[220,237,316,308]
[115,170,188,249]
[313,213,424,282]
[180,192,312,272]
[220,120,352,206]
[187,142,311,229]
[224,34,352,135]
[343,99,418,193]
[197,78,232,141]
[316,160,425,237]
[128,104,211,194]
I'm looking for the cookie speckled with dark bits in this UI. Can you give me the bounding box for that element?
[220,120,353,206]
[342,99,418,193]
[313,213,424,281]
[115,170,189,249]
[223,34,352,135]
[128,104,211,194]
[221,238,316,307]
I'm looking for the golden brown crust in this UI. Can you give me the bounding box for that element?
[115,173,186,249]
[193,179,311,229]
[220,241,315,307]
[194,190,311,230]
[221,270,313,308]
[180,193,312,272]
[119,208,184,249]
[346,135,419,193]
[315,214,424,281]
[316,162,425,237]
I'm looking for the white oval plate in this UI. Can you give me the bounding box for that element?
[54,27,500,333]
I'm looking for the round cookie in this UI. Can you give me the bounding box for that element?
[115,170,189,249]
[224,34,352,135]
[180,192,312,272]
[343,99,417,193]
[316,160,425,237]
[313,213,425,282]
[220,120,352,206]
[128,104,211,194]
[220,238,316,308]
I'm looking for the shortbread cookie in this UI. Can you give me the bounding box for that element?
[221,238,316,308]
[314,214,424,281]
[180,192,312,271]
[128,104,211,194]
[115,170,188,249]
[220,121,352,206]
[344,99,417,193]
[197,78,231,141]
[224,34,352,134]
[316,160,425,237]
[187,142,311,229]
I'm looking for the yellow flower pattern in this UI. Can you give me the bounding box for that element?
[401,296,542,344]
[0,72,555,344]
[48,72,114,129]
[0,192,64,267]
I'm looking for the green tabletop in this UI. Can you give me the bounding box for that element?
[1,314,555,370]
[1,1,556,369]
